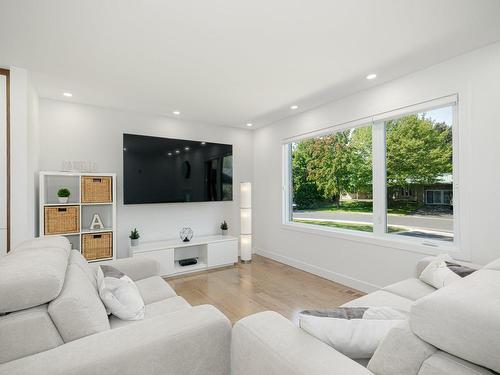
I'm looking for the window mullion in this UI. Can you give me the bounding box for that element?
[283,144,292,223]
[372,121,387,235]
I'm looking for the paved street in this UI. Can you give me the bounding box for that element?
[294,210,453,234]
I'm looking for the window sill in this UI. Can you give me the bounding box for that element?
[281,221,462,258]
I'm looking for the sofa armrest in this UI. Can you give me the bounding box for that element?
[231,311,372,375]
[0,305,231,375]
[90,256,160,281]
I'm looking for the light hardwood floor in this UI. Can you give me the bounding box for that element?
[166,255,365,324]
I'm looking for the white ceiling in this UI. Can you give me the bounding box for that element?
[1,0,500,129]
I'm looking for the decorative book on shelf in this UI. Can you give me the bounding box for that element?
[39,172,117,263]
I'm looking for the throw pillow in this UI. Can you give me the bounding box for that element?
[419,258,476,289]
[97,265,145,321]
[299,306,407,359]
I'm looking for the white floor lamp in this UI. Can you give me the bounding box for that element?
[240,182,252,263]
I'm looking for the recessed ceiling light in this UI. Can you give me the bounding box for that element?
[175,150,180,154]
[63,92,72,97]
[246,123,253,127]
[184,147,190,151]
[290,105,299,110]
[201,141,206,145]
[366,73,377,80]
[167,152,172,156]
[173,111,181,115]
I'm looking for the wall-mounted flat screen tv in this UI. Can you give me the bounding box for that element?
[123,134,233,204]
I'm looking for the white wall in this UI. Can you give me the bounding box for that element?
[38,100,253,258]
[253,42,500,292]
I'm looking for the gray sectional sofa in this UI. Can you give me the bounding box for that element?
[0,237,231,375]
[232,256,500,375]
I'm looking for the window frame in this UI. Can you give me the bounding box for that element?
[282,95,460,257]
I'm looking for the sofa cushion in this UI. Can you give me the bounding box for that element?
[135,276,177,304]
[420,260,476,289]
[232,311,372,375]
[367,321,436,375]
[0,246,69,313]
[13,236,71,255]
[97,265,145,321]
[299,307,407,359]
[342,290,413,312]
[90,256,160,281]
[109,296,191,329]
[0,305,231,375]
[415,256,481,278]
[69,250,97,288]
[48,264,110,342]
[0,304,63,364]
[382,278,436,301]
[410,269,500,373]
[418,351,494,375]
[483,257,500,271]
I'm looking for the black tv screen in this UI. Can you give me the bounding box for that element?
[123,134,233,204]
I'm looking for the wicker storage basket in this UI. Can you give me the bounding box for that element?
[44,206,80,235]
[81,176,112,203]
[82,232,113,261]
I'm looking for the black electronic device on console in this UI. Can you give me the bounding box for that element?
[179,258,198,267]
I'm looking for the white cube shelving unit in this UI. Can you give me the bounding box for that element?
[39,171,117,263]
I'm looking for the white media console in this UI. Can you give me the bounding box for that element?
[131,235,239,277]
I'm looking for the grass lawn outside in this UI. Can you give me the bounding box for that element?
[301,200,420,216]
[293,219,405,233]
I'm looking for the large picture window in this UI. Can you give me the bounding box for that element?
[284,97,456,247]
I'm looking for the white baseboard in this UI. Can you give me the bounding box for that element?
[254,248,381,293]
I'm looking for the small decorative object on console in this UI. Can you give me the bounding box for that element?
[179,227,194,242]
[90,214,104,230]
[129,228,140,247]
[220,220,228,235]
[57,188,71,204]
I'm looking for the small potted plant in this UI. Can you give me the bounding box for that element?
[57,188,71,204]
[220,220,228,236]
[129,228,140,246]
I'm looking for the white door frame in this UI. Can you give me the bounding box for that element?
[0,68,10,255]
